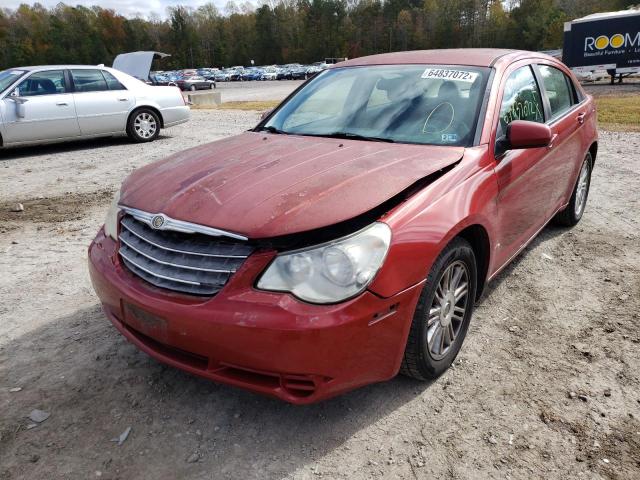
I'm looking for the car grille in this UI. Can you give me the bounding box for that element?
[118,215,254,296]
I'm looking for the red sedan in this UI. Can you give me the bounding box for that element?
[89,49,597,403]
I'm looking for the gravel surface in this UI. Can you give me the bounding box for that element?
[1,96,639,479]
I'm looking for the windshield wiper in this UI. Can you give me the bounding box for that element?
[254,125,286,134]
[305,131,395,143]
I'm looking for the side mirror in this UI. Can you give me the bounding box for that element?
[9,93,28,118]
[506,120,552,149]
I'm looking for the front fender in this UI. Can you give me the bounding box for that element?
[369,147,499,298]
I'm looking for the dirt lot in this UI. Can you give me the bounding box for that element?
[1,83,639,480]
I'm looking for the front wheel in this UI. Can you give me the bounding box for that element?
[127,108,160,143]
[401,237,477,380]
[553,153,592,227]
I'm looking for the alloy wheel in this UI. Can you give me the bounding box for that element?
[133,112,157,139]
[426,260,470,360]
[574,160,590,218]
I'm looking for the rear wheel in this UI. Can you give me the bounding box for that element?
[127,108,160,143]
[401,238,477,380]
[189,85,197,91]
[554,153,592,227]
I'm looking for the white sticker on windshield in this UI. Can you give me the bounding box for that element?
[9,70,23,75]
[421,68,478,83]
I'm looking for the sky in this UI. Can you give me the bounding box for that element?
[0,0,231,18]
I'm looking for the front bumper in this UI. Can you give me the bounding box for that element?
[88,228,422,404]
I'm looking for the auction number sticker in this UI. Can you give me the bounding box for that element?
[421,68,478,83]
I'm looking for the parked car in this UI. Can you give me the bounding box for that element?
[227,68,244,81]
[176,76,215,91]
[89,49,597,404]
[214,70,232,82]
[289,65,309,80]
[0,65,189,147]
[240,68,262,81]
[148,73,176,86]
[261,67,278,81]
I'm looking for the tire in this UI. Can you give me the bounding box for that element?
[127,108,160,143]
[189,85,197,91]
[400,237,477,381]
[553,153,592,227]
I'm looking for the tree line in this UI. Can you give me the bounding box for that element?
[0,0,637,70]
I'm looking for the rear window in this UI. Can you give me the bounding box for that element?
[71,69,109,92]
[538,65,573,119]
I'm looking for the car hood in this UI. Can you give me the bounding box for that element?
[120,132,464,239]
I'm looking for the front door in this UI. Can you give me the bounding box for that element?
[1,69,80,145]
[492,64,558,267]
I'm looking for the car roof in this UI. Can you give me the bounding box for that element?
[9,65,109,72]
[337,49,555,68]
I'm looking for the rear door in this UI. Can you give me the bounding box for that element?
[492,64,558,267]
[71,69,134,135]
[0,69,80,144]
[534,63,587,205]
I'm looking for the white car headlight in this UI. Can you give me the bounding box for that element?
[257,222,391,304]
[104,190,121,240]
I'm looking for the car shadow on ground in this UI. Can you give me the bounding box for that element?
[0,135,173,161]
[1,303,433,478]
[0,222,570,478]
[481,222,569,299]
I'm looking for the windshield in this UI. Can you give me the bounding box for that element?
[262,65,490,146]
[0,69,27,93]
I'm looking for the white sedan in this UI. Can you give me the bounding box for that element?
[0,65,190,147]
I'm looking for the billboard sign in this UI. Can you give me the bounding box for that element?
[563,12,640,71]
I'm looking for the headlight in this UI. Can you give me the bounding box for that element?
[257,222,391,304]
[104,190,121,240]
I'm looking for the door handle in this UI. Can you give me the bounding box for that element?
[547,133,559,150]
[117,98,129,102]
[577,112,586,124]
[56,102,68,106]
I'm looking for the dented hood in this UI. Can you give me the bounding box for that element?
[120,132,464,239]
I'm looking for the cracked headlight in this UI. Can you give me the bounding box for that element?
[104,190,121,240]
[257,222,391,304]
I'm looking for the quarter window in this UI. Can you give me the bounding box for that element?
[498,66,544,136]
[16,70,67,97]
[538,65,573,119]
[102,71,126,91]
[71,69,109,92]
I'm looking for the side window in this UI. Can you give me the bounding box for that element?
[102,71,126,91]
[498,66,544,137]
[71,69,109,93]
[538,65,573,119]
[16,70,66,97]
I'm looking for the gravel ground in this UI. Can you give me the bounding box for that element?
[1,85,639,480]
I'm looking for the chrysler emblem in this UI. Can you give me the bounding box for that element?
[151,214,166,229]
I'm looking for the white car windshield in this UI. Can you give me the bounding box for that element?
[262,65,490,146]
[0,69,27,93]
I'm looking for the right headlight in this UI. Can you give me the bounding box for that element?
[104,190,121,240]
[257,222,391,304]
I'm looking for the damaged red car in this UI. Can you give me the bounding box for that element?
[89,49,598,403]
